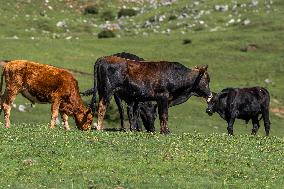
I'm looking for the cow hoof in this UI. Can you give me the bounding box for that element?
[160,128,171,135]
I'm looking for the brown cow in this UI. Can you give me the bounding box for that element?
[0,60,93,130]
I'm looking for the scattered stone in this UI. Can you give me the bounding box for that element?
[214,5,229,12]
[56,20,67,28]
[250,0,258,7]
[18,104,27,112]
[243,19,251,25]
[264,78,273,84]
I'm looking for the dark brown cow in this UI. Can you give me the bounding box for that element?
[90,56,212,134]
[0,60,93,130]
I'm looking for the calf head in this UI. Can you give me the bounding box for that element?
[75,108,94,130]
[206,92,218,116]
[192,65,212,101]
[206,90,229,116]
[139,102,157,132]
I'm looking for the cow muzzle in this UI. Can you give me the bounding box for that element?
[206,108,213,116]
[206,93,213,103]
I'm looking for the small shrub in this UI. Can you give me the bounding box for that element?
[118,8,137,18]
[98,30,116,38]
[35,18,54,32]
[84,5,99,15]
[100,10,115,21]
[168,15,177,21]
[183,39,192,44]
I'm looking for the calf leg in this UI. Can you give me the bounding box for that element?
[251,117,260,135]
[262,108,270,136]
[61,113,70,131]
[227,118,235,135]
[50,100,60,129]
[158,97,170,134]
[114,95,125,131]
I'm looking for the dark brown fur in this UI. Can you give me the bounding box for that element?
[0,60,93,130]
[91,56,212,134]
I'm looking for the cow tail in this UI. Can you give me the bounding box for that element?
[90,59,99,113]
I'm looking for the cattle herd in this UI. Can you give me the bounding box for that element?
[0,52,271,136]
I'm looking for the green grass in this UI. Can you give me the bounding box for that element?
[0,0,284,187]
[0,125,284,188]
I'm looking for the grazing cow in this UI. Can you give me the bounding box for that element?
[90,55,212,134]
[81,52,157,132]
[0,60,93,130]
[206,87,270,136]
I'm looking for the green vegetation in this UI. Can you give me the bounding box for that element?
[0,0,284,187]
[0,125,283,188]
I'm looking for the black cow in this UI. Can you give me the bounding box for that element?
[81,52,157,132]
[91,54,212,134]
[206,87,270,136]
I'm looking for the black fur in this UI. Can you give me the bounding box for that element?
[206,87,271,136]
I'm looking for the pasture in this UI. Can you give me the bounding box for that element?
[0,0,284,188]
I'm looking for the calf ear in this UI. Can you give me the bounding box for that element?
[218,91,229,99]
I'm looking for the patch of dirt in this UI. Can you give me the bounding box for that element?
[241,44,258,52]
[270,107,284,118]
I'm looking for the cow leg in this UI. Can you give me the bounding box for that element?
[262,108,270,136]
[61,113,70,131]
[158,97,170,134]
[114,94,125,131]
[251,117,260,135]
[127,102,140,131]
[97,97,110,131]
[227,118,235,135]
[50,101,60,129]
[2,89,18,128]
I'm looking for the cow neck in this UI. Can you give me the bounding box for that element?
[186,69,203,93]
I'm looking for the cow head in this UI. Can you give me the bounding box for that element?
[139,102,157,132]
[192,65,213,101]
[206,92,218,116]
[75,108,94,130]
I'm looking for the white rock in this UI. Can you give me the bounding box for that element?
[215,5,229,12]
[18,105,26,112]
[228,19,235,24]
[243,19,251,25]
[56,20,67,28]
[265,78,272,84]
[250,0,258,7]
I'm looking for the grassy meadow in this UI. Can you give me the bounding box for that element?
[0,0,284,188]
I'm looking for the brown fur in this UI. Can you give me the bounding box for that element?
[0,60,93,130]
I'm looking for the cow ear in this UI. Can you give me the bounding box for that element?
[197,65,208,75]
